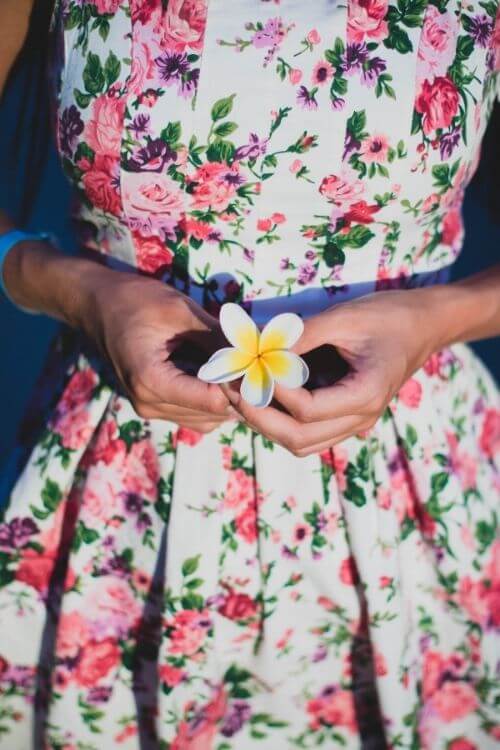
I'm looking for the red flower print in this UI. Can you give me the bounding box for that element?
[414,76,459,136]
[75,638,121,688]
[82,154,122,217]
[218,589,259,620]
[479,409,500,458]
[159,664,185,687]
[235,502,258,544]
[339,557,359,586]
[167,609,211,656]
[398,378,422,408]
[132,231,174,272]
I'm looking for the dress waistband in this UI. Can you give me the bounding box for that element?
[80,248,451,325]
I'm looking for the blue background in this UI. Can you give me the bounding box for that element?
[1,130,499,462]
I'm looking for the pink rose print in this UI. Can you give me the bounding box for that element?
[319,174,364,207]
[479,408,500,458]
[173,427,205,446]
[218,588,259,621]
[167,609,211,656]
[417,5,459,83]
[414,76,459,135]
[431,681,478,722]
[222,468,255,510]
[81,462,123,528]
[307,687,357,733]
[159,664,185,688]
[128,38,160,95]
[122,171,184,234]
[82,154,122,217]
[131,231,174,272]
[84,94,126,158]
[235,502,258,543]
[398,378,422,408]
[92,0,121,14]
[347,0,389,43]
[162,0,208,53]
[56,611,90,659]
[85,576,141,638]
[75,638,121,688]
[190,161,244,212]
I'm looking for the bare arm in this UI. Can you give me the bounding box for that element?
[0,1,232,429]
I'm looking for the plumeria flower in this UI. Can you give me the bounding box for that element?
[198,303,309,408]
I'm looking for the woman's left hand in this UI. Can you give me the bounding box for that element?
[223,288,443,456]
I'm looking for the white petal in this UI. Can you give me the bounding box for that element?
[259,313,304,353]
[197,348,254,383]
[240,359,275,408]
[220,303,259,356]
[261,350,309,389]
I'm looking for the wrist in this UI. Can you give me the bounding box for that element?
[414,283,471,353]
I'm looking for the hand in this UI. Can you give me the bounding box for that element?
[84,270,234,431]
[222,289,440,455]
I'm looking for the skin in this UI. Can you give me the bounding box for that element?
[2,2,500,450]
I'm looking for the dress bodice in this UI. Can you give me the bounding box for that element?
[49,0,500,313]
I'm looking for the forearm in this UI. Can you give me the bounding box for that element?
[3,239,97,326]
[424,264,500,351]
[1,214,117,333]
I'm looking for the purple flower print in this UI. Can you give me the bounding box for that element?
[468,14,493,47]
[156,52,191,83]
[155,53,200,97]
[439,128,461,160]
[221,701,252,737]
[0,517,38,551]
[343,131,361,160]
[361,57,387,87]
[280,257,291,270]
[297,261,317,285]
[59,104,84,157]
[251,18,286,49]
[87,686,113,704]
[297,86,318,110]
[234,133,269,160]
[341,43,370,75]
[129,113,150,138]
[125,138,176,172]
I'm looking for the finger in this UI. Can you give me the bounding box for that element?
[149,361,232,415]
[226,392,367,453]
[273,370,375,422]
[292,430,368,457]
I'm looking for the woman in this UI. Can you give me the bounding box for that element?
[0,0,499,747]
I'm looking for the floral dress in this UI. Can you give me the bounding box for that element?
[1,0,500,748]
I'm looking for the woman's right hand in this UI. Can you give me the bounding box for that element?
[1,227,234,432]
[84,270,235,431]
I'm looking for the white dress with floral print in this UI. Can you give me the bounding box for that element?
[0,0,499,748]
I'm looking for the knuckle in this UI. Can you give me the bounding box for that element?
[133,402,153,420]
[292,401,314,423]
[128,372,151,402]
[197,422,217,435]
[206,389,227,415]
[286,434,306,455]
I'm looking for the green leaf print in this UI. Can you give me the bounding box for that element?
[341,225,375,249]
[73,88,92,109]
[82,52,106,96]
[323,242,346,268]
[41,478,63,513]
[211,94,236,122]
[104,50,121,88]
[161,121,182,146]
[182,555,200,577]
